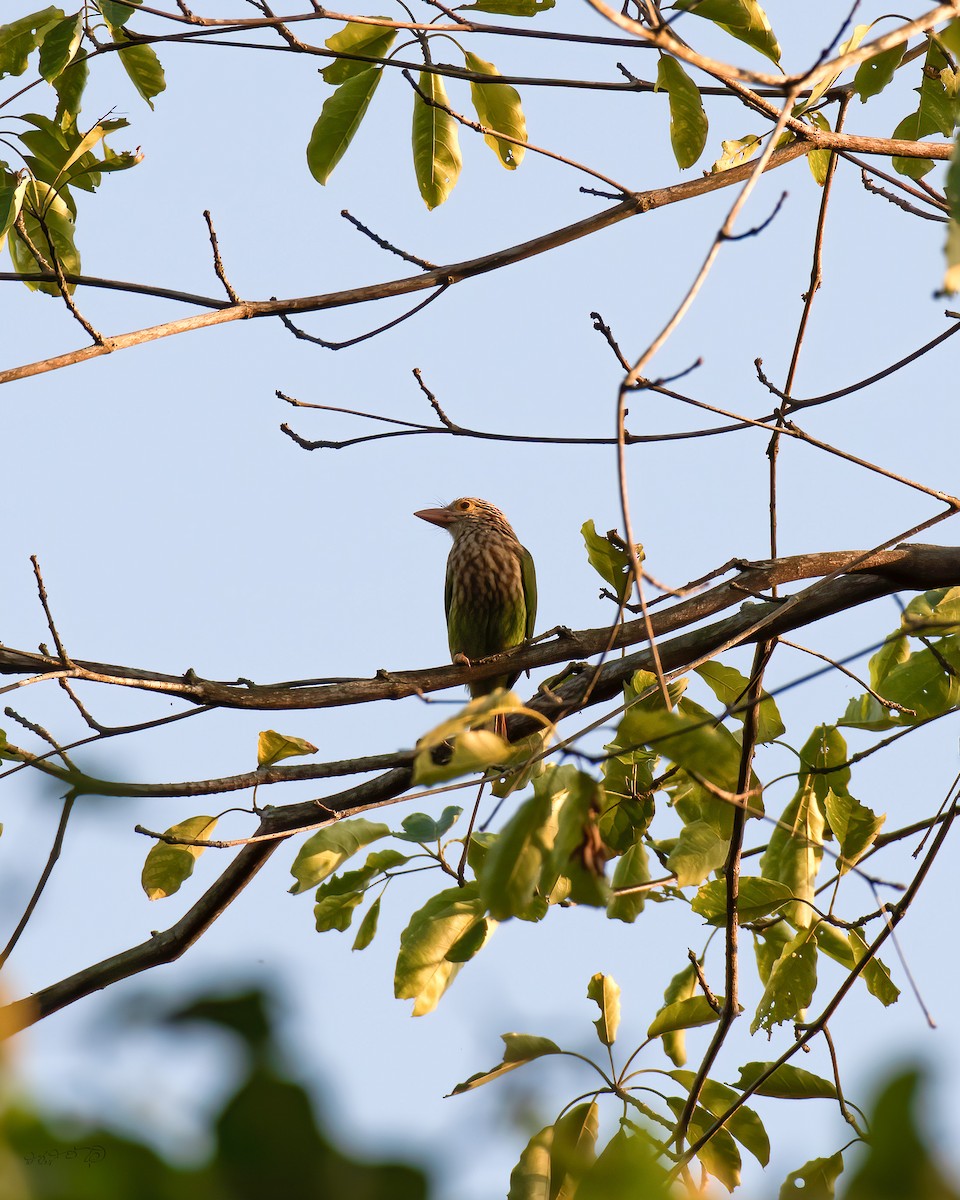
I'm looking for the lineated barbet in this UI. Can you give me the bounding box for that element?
[415,497,537,696]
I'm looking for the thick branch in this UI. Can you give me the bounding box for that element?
[2,545,957,712]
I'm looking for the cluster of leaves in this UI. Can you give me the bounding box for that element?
[306,12,535,210]
[136,474,960,1195]
[0,3,162,291]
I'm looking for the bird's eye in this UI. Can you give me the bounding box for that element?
[457,500,470,511]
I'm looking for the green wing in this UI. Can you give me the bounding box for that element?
[520,545,537,641]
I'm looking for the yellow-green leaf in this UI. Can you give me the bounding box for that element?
[587,973,621,1046]
[674,0,780,65]
[289,817,390,893]
[656,55,708,169]
[395,883,487,1015]
[412,71,462,209]
[307,67,383,185]
[322,19,397,84]
[464,51,526,168]
[115,34,165,109]
[141,815,218,900]
[257,729,319,766]
[9,178,80,294]
[647,994,724,1038]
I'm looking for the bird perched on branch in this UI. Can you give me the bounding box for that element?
[415,497,537,696]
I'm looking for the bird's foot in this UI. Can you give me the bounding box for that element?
[452,652,472,667]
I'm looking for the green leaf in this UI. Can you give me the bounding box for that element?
[508,1125,553,1200]
[478,776,556,920]
[891,111,935,180]
[459,0,554,13]
[665,1097,741,1190]
[587,973,620,1046]
[289,818,390,893]
[848,927,900,1007]
[307,66,383,185]
[806,111,833,186]
[799,24,868,113]
[395,883,487,1015]
[322,19,397,84]
[115,34,165,109]
[413,691,538,786]
[692,875,793,924]
[576,1126,670,1200]
[695,662,784,743]
[465,51,526,168]
[667,1072,770,1166]
[658,963,697,1066]
[878,639,960,719]
[38,12,82,81]
[314,888,364,932]
[667,819,729,888]
[352,893,381,950]
[751,927,818,1033]
[503,1032,563,1062]
[581,519,642,600]
[607,838,650,923]
[98,0,142,27]
[647,995,723,1038]
[551,1103,600,1199]
[445,915,494,962]
[779,1152,844,1200]
[674,0,781,65]
[823,788,883,872]
[731,1062,836,1100]
[902,586,960,634]
[0,8,63,79]
[393,805,462,842]
[656,55,708,169]
[9,178,80,294]
[141,815,218,900]
[257,729,319,766]
[450,1032,562,1096]
[0,170,28,253]
[854,42,905,102]
[412,70,462,210]
[54,55,88,121]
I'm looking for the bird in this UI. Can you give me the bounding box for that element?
[414,497,537,697]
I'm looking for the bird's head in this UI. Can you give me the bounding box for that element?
[414,497,514,541]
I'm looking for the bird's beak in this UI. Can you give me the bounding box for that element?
[415,507,452,527]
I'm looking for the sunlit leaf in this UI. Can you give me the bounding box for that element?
[668,1071,770,1165]
[806,111,833,186]
[114,33,165,109]
[674,0,780,65]
[648,995,723,1037]
[823,788,883,872]
[668,819,729,888]
[9,178,80,294]
[507,1125,553,1200]
[0,8,63,79]
[141,815,218,900]
[658,963,697,1066]
[731,1062,836,1099]
[0,170,28,253]
[666,1096,741,1189]
[587,973,620,1046]
[314,888,363,932]
[257,728,319,766]
[576,1126,670,1200]
[854,41,905,102]
[751,926,818,1033]
[395,883,487,1015]
[581,519,642,600]
[711,133,761,172]
[450,1032,562,1096]
[607,838,650,922]
[393,805,462,842]
[799,24,869,113]
[352,893,381,950]
[307,67,383,185]
[692,875,793,924]
[289,818,390,893]
[38,12,82,81]
[322,19,397,84]
[656,55,708,168]
[99,0,143,27]
[412,70,461,210]
[465,51,526,168]
[779,1152,844,1200]
[695,662,784,743]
